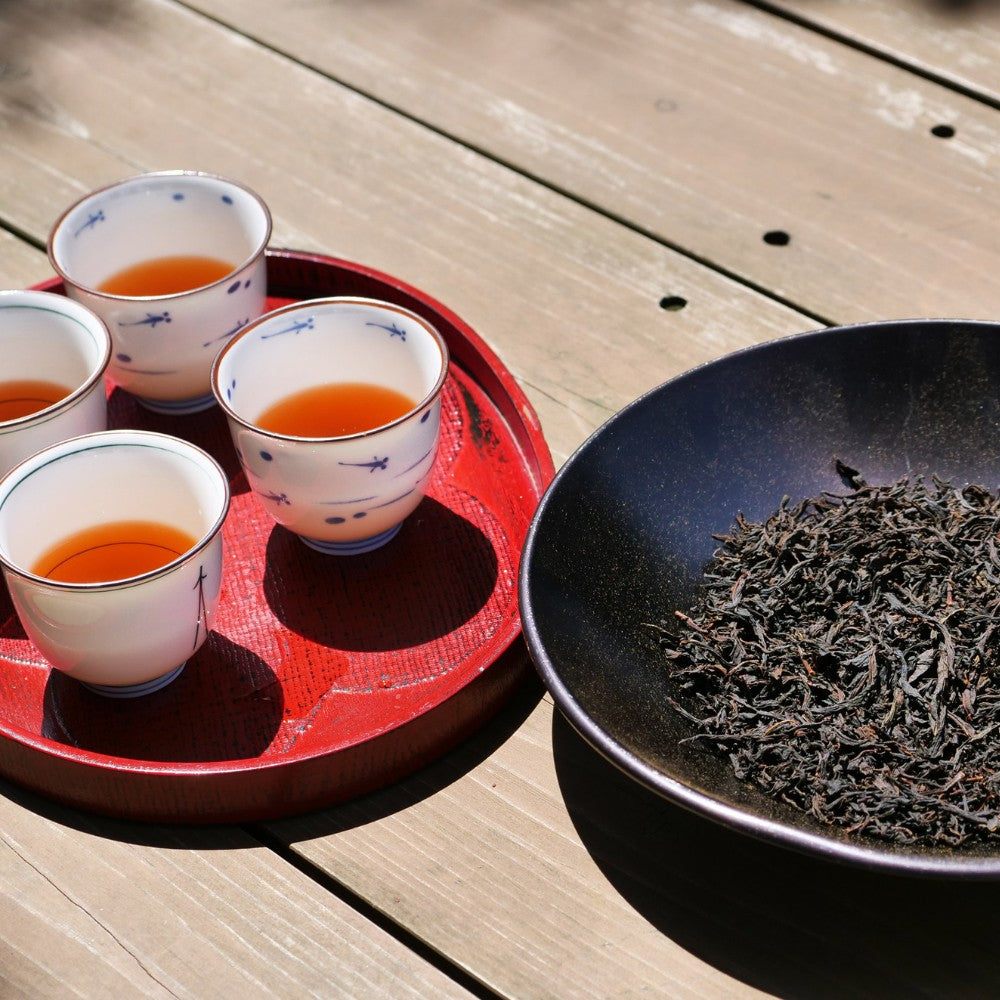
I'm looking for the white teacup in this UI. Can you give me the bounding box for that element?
[47,170,271,414]
[0,430,230,697]
[0,289,111,477]
[212,297,449,555]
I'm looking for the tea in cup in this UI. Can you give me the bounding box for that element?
[0,430,230,696]
[212,297,449,554]
[0,289,111,477]
[47,170,271,414]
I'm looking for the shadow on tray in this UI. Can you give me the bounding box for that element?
[41,631,284,763]
[263,496,498,652]
[0,646,542,849]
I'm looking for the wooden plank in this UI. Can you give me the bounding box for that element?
[0,0,812,470]
[273,686,1000,1000]
[765,0,1000,105]
[1,6,998,1000]
[0,232,50,290]
[0,2,813,998]
[269,687,774,1000]
[0,782,478,999]
[190,0,1000,325]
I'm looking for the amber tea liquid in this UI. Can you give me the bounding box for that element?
[98,255,234,296]
[32,520,198,583]
[0,379,72,421]
[256,382,417,437]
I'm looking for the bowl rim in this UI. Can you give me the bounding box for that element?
[520,317,1000,879]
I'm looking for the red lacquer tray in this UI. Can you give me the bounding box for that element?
[0,249,553,823]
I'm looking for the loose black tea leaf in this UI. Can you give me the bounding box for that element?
[657,473,1000,847]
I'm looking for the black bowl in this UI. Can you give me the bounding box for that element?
[520,319,1000,878]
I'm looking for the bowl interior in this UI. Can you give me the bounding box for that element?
[521,319,1000,875]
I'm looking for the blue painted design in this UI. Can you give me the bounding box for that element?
[321,512,369,525]
[172,192,184,201]
[74,210,105,236]
[260,450,273,462]
[372,488,416,510]
[321,495,376,505]
[222,194,233,204]
[420,410,431,423]
[300,522,402,555]
[394,448,434,477]
[367,320,407,341]
[226,378,236,401]
[338,456,388,473]
[203,317,249,347]
[193,565,208,650]
[227,280,242,294]
[120,311,172,329]
[137,391,213,414]
[260,490,290,506]
[261,317,315,339]
[114,361,180,375]
[116,352,132,363]
[82,661,186,697]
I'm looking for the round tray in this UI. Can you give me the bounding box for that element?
[0,249,553,824]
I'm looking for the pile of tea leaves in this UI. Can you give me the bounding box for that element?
[657,467,1000,848]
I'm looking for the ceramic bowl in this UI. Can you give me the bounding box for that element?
[520,318,1000,878]
[0,290,111,476]
[0,430,230,697]
[47,170,271,413]
[212,296,449,554]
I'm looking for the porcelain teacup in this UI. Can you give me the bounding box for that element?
[212,296,449,554]
[0,429,230,697]
[0,289,111,477]
[48,170,271,414]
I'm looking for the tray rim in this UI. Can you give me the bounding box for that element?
[0,249,554,820]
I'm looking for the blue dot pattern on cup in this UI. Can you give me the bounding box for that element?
[227,309,444,554]
[72,190,260,394]
[249,426,439,525]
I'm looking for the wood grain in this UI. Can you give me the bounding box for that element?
[4,0,998,998]
[0,1,809,996]
[0,0,811,469]
[0,783,478,999]
[192,0,1000,325]
[268,688,775,1000]
[0,232,50,289]
[769,0,1000,104]
[273,686,1000,1000]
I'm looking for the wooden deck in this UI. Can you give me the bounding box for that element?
[3,1,1000,996]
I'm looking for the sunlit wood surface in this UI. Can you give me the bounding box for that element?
[2,1,1000,997]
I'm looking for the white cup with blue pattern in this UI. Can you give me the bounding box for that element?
[0,289,111,477]
[47,170,271,414]
[212,297,449,555]
[0,429,230,697]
